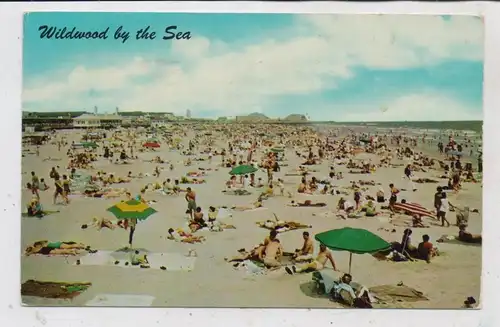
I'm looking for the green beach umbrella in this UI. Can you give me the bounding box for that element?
[107,200,157,221]
[315,227,391,274]
[270,148,285,153]
[229,164,258,176]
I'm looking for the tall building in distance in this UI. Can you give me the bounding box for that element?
[94,106,98,115]
[186,109,192,119]
[116,107,119,115]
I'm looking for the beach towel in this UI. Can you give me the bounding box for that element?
[85,294,155,307]
[369,284,428,303]
[76,251,196,271]
[21,280,91,299]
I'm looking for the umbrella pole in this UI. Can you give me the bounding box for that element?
[348,253,352,274]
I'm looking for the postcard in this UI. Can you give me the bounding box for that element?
[21,12,483,309]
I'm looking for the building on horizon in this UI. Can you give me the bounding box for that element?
[186,109,192,119]
[72,113,123,128]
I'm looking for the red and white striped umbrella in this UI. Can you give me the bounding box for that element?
[393,202,435,218]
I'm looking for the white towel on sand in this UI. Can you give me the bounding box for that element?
[76,251,196,271]
[86,294,155,307]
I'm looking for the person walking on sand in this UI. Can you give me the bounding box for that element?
[53,176,67,205]
[185,187,197,220]
[388,183,399,212]
[438,192,451,227]
[404,164,417,192]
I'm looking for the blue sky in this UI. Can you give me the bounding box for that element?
[22,12,484,121]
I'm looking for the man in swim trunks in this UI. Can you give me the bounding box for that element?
[262,238,284,268]
[286,244,339,274]
[185,187,197,220]
[293,231,314,262]
[25,240,88,256]
[31,171,40,200]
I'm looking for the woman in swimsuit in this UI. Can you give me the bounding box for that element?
[25,240,88,256]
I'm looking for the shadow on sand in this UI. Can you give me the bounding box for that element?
[299,281,329,299]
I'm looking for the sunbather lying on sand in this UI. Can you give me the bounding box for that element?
[414,178,439,184]
[457,225,482,244]
[81,217,116,231]
[288,200,326,207]
[222,188,252,196]
[180,176,206,184]
[231,200,263,211]
[25,240,94,256]
[256,219,311,233]
[167,228,206,243]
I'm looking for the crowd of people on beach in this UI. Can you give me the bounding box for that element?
[22,123,482,308]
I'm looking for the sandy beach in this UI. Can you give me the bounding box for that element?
[20,125,482,308]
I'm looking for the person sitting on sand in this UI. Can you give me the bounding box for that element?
[337,197,355,213]
[25,240,91,256]
[189,207,208,232]
[458,225,482,244]
[260,238,284,268]
[331,273,373,308]
[26,198,45,218]
[297,178,312,194]
[412,214,428,228]
[376,188,385,203]
[293,231,314,262]
[167,228,206,243]
[363,200,378,217]
[286,243,339,274]
[417,234,439,263]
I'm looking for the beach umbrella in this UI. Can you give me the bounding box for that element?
[107,200,157,221]
[315,227,391,274]
[229,164,258,176]
[146,138,159,143]
[270,148,285,153]
[143,142,160,148]
[393,202,435,218]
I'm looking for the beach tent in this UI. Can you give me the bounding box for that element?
[393,202,435,218]
[315,227,391,274]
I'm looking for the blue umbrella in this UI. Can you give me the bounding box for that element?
[448,150,463,156]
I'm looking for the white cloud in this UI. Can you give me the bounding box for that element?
[336,93,483,122]
[23,15,483,119]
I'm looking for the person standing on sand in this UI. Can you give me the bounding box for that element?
[31,171,40,200]
[388,183,399,211]
[434,186,443,217]
[404,164,417,192]
[438,192,451,227]
[185,187,197,220]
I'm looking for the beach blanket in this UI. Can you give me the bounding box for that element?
[21,280,91,299]
[76,251,196,271]
[369,284,428,303]
[85,294,155,307]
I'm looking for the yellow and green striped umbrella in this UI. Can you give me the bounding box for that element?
[107,200,157,221]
